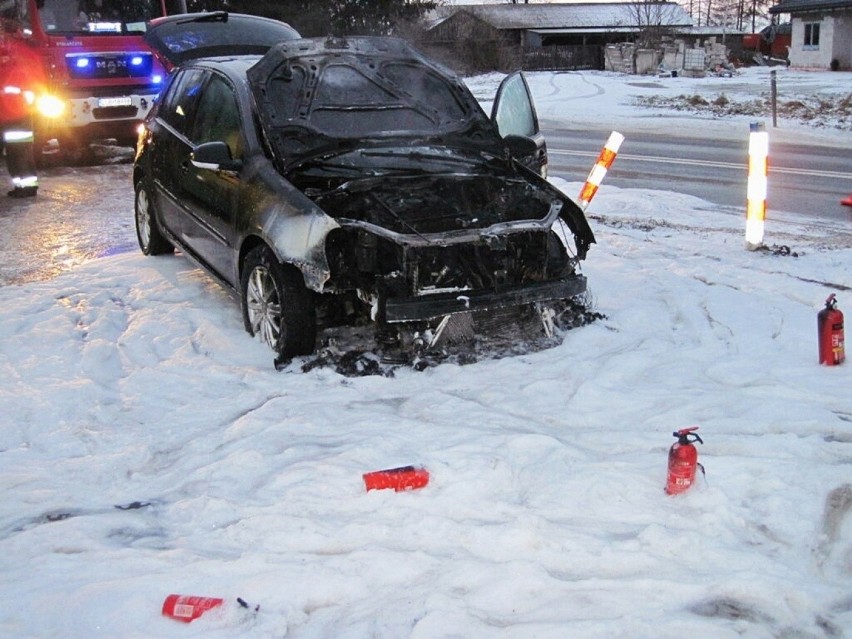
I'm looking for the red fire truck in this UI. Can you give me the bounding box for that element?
[1,0,186,157]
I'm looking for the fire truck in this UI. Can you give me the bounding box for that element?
[1,0,186,157]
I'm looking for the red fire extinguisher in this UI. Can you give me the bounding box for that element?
[665,427,704,495]
[818,294,845,366]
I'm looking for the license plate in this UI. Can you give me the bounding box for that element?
[98,96,132,108]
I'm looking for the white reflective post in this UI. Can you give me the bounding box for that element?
[746,122,768,251]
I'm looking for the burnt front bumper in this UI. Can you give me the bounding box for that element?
[384,276,587,323]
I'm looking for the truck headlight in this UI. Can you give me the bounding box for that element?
[36,95,66,119]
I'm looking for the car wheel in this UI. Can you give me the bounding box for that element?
[241,246,316,359]
[134,179,173,256]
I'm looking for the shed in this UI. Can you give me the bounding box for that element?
[424,2,693,72]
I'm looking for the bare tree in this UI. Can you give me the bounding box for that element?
[675,0,775,31]
[623,1,683,50]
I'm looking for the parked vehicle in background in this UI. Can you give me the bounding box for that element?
[133,33,595,365]
[0,0,187,158]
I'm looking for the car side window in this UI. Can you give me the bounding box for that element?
[190,74,243,159]
[158,68,206,135]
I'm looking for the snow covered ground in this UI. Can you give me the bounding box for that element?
[0,68,850,638]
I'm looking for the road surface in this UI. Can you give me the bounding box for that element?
[1,130,850,287]
[543,126,852,224]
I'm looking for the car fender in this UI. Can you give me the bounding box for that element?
[241,164,340,292]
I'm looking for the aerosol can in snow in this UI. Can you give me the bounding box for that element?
[665,427,704,495]
[818,294,845,366]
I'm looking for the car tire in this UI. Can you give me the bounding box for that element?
[241,246,316,359]
[134,179,174,256]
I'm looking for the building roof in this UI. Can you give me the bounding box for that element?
[433,2,693,30]
[769,0,852,13]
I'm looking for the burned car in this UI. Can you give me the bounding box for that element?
[133,34,596,364]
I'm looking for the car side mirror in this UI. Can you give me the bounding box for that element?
[191,141,242,172]
[503,134,538,158]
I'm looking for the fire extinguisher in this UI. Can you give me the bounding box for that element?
[818,294,845,366]
[665,427,704,495]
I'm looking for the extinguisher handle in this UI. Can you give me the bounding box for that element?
[672,428,703,445]
[674,426,699,436]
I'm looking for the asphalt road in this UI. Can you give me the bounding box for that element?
[0,148,138,286]
[0,130,849,286]
[543,125,852,224]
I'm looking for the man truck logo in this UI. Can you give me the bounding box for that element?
[96,58,127,74]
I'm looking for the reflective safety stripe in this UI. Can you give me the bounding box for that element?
[3,130,35,143]
[4,86,35,104]
[12,176,39,188]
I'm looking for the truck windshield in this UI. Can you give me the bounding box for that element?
[36,0,165,35]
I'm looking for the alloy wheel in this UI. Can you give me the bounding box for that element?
[245,265,282,348]
[135,187,151,250]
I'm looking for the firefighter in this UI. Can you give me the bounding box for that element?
[0,21,40,198]
[1,87,39,198]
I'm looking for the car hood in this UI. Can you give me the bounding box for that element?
[247,36,500,171]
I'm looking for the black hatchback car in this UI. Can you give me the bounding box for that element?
[133,33,596,363]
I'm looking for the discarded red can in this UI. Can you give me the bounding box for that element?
[363,465,429,492]
[162,594,223,623]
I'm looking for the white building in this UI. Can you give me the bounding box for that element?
[770,0,852,69]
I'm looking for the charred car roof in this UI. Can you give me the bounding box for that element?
[145,11,301,68]
[247,36,502,171]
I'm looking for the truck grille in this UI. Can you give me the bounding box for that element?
[65,52,154,80]
[92,106,139,120]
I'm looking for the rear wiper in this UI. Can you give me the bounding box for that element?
[176,11,228,24]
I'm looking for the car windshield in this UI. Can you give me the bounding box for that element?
[35,0,164,35]
[249,38,498,168]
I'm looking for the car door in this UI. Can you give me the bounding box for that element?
[490,71,548,177]
[149,67,207,240]
[179,71,244,284]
